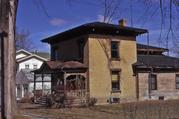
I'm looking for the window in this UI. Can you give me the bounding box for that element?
[111,71,120,91]
[176,74,179,89]
[111,41,119,59]
[54,49,58,60]
[25,64,29,69]
[78,39,85,60]
[33,64,37,69]
[150,74,157,90]
[52,46,58,60]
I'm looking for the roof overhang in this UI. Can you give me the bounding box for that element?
[42,22,148,44]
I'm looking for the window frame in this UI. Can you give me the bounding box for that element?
[111,70,120,92]
[111,41,120,60]
[150,74,157,90]
[176,74,179,89]
[77,39,85,61]
[33,64,38,69]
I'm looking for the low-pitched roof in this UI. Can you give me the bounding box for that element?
[17,54,48,63]
[42,22,148,44]
[31,52,50,59]
[33,61,87,74]
[134,55,179,69]
[16,69,51,84]
[137,44,168,52]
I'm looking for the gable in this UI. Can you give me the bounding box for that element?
[16,49,32,59]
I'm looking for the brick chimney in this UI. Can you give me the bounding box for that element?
[118,19,127,27]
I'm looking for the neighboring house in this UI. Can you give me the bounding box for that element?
[133,44,179,100]
[16,49,51,100]
[34,20,148,104]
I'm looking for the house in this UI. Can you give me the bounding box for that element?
[33,20,148,104]
[34,21,179,105]
[16,49,51,100]
[134,44,179,100]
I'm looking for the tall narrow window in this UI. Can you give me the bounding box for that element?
[78,39,85,61]
[111,71,120,91]
[25,64,29,69]
[111,41,119,59]
[176,74,179,89]
[150,74,157,90]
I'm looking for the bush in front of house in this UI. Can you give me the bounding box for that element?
[87,97,97,107]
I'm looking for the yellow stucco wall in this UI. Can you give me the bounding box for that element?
[88,35,137,104]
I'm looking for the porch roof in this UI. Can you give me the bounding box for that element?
[33,61,88,74]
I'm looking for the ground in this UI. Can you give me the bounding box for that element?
[17,100,179,119]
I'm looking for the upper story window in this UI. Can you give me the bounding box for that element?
[78,39,85,61]
[176,74,179,89]
[51,46,58,60]
[33,64,37,69]
[25,64,29,69]
[111,71,120,91]
[111,41,119,59]
[150,74,157,90]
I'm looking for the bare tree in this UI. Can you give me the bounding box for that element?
[16,28,35,51]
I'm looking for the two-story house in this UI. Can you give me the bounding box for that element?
[33,20,148,104]
[16,49,51,100]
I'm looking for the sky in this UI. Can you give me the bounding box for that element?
[16,0,179,53]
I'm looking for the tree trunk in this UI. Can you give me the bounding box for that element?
[0,0,18,119]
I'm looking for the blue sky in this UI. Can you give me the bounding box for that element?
[16,0,178,53]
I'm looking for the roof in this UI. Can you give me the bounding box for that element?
[42,22,148,44]
[33,61,87,74]
[31,52,50,59]
[134,55,179,69]
[137,43,168,52]
[16,69,51,84]
[17,54,48,63]
[16,69,31,84]
[16,49,50,61]
[16,49,32,56]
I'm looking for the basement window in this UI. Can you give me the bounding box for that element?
[111,71,120,91]
[176,74,179,89]
[111,41,119,59]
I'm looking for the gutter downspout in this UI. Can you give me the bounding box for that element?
[146,32,152,99]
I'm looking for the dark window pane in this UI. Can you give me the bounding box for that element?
[111,41,119,58]
[176,74,179,89]
[176,84,179,89]
[150,74,157,90]
[111,71,120,91]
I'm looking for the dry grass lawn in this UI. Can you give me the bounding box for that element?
[18,100,179,119]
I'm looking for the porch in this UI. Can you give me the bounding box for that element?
[33,61,88,106]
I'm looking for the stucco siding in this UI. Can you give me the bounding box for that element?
[88,35,137,103]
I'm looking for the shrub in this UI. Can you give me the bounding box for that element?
[88,97,97,107]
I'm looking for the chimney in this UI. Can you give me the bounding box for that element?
[118,19,127,27]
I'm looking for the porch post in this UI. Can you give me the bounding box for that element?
[64,72,67,93]
[34,74,36,102]
[42,73,44,95]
